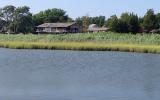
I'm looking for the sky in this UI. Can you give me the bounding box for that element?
[1,0,160,19]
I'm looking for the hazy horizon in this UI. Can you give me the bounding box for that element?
[0,0,160,19]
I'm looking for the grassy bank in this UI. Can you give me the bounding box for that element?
[0,41,160,53]
[0,32,160,53]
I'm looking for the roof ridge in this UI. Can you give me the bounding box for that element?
[37,22,77,28]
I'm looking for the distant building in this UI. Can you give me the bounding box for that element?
[36,22,80,34]
[88,24,109,33]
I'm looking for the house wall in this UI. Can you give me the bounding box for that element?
[37,27,68,33]
[69,24,80,33]
[45,28,52,32]
[36,27,51,33]
[55,28,67,33]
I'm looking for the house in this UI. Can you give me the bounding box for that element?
[88,24,109,33]
[36,22,80,34]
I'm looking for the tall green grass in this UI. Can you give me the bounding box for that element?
[0,32,160,53]
[0,32,160,45]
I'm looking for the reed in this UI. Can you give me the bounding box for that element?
[0,32,160,45]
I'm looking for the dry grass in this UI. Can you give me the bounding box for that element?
[0,41,160,53]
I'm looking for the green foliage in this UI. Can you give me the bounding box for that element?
[0,5,15,22]
[12,6,33,33]
[127,13,139,33]
[0,5,33,33]
[156,13,160,29]
[106,15,119,32]
[33,8,69,25]
[106,13,139,33]
[75,17,83,26]
[1,5,160,34]
[89,16,105,27]
[0,5,15,31]
[0,19,6,31]
[143,9,157,32]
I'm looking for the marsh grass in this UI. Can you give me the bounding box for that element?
[0,32,160,53]
[0,41,160,53]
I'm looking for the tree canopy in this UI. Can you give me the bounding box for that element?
[143,9,157,32]
[0,5,33,33]
[33,8,69,26]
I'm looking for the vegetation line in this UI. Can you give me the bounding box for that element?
[0,5,160,34]
[0,41,160,54]
[0,32,160,53]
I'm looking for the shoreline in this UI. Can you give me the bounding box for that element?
[0,41,160,54]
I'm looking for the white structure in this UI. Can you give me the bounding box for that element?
[88,24,109,32]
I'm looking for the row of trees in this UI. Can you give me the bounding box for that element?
[0,5,160,34]
[106,9,160,33]
[106,13,139,33]
[0,5,71,33]
[76,9,160,33]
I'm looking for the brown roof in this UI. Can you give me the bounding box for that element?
[37,22,76,28]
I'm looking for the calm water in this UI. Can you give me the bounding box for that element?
[0,48,160,100]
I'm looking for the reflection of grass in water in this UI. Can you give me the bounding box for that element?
[1,41,160,54]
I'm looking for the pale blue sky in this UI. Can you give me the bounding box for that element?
[1,0,160,19]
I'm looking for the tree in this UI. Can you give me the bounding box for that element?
[143,9,157,32]
[128,13,139,33]
[106,13,139,33]
[32,11,45,26]
[33,8,69,26]
[119,12,139,33]
[156,13,160,29]
[0,19,6,32]
[119,13,130,33]
[0,5,33,33]
[67,17,74,22]
[0,5,15,31]
[75,17,83,26]
[11,6,33,33]
[82,15,90,32]
[89,16,105,27]
[106,15,119,32]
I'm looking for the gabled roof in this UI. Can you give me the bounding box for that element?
[37,22,76,28]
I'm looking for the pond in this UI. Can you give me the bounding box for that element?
[0,48,160,100]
